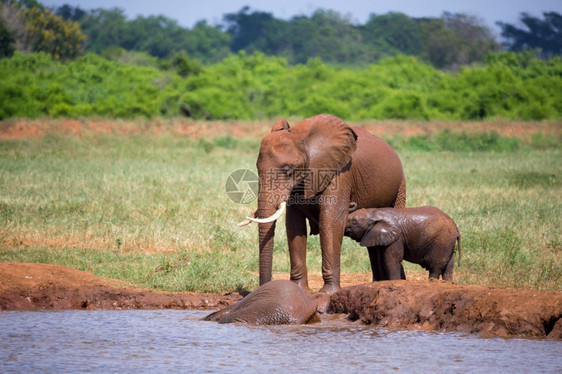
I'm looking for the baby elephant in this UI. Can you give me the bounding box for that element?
[345,206,461,281]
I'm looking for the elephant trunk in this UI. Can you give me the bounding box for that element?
[238,171,291,285]
[257,199,278,285]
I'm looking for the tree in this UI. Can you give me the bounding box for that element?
[25,6,86,60]
[15,0,43,9]
[73,8,230,61]
[222,7,367,65]
[419,13,499,69]
[0,18,15,57]
[1,0,33,52]
[419,18,459,68]
[303,9,365,64]
[361,12,423,57]
[497,12,562,57]
[169,50,202,77]
[183,20,231,63]
[223,6,274,52]
[123,15,185,57]
[443,12,499,64]
[55,4,86,22]
[78,8,127,53]
[0,0,86,59]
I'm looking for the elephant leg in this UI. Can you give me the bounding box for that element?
[441,254,455,281]
[399,261,406,280]
[382,240,405,280]
[367,247,387,281]
[428,269,441,280]
[317,204,347,294]
[286,205,309,290]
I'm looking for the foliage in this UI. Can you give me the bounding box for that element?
[498,12,562,58]
[221,8,500,68]
[0,18,15,57]
[4,2,557,69]
[167,50,202,77]
[420,13,500,69]
[183,21,231,63]
[57,6,231,64]
[0,0,85,60]
[361,12,423,57]
[1,50,561,120]
[24,6,85,60]
[49,2,504,69]
[0,52,165,118]
[223,5,275,53]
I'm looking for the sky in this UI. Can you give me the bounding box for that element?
[43,0,562,35]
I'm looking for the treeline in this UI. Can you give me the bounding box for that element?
[222,8,499,68]
[1,50,560,120]
[1,0,561,68]
[1,1,560,122]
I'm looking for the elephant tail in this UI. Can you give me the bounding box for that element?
[456,234,462,267]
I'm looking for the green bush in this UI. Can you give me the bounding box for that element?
[0,51,561,120]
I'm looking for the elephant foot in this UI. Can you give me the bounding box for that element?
[318,283,341,294]
[290,277,311,292]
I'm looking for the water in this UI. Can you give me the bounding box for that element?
[1,310,560,373]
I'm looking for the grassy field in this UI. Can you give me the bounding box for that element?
[0,119,560,293]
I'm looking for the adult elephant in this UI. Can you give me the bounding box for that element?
[239,114,406,293]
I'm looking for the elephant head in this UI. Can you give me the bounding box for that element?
[345,208,401,247]
[239,114,358,285]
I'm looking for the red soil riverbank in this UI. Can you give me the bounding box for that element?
[1,263,560,339]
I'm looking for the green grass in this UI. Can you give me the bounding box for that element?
[0,126,560,292]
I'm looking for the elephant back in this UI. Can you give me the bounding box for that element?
[214,280,320,325]
[349,126,406,209]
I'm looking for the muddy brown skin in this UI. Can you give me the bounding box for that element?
[204,280,320,325]
[345,206,461,281]
[253,114,406,293]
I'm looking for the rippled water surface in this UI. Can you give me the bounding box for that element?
[1,310,560,373]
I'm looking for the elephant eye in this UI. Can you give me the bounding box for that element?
[351,219,357,225]
[282,166,292,176]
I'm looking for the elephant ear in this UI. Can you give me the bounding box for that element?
[270,118,290,133]
[302,115,358,198]
[360,216,400,247]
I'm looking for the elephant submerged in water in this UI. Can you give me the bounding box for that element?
[203,280,320,325]
[238,114,406,293]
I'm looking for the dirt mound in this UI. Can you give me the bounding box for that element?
[0,263,241,310]
[2,262,561,339]
[330,281,562,339]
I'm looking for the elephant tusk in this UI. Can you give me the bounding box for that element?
[246,201,287,224]
[237,210,257,227]
[237,218,253,227]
